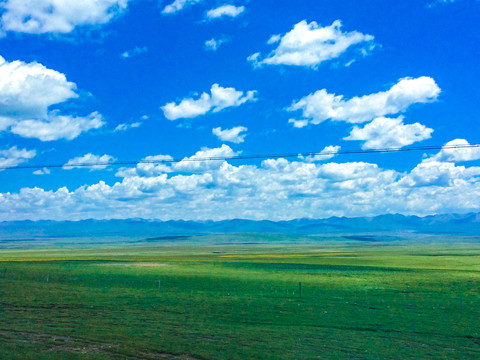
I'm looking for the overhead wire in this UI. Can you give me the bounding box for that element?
[1,143,480,171]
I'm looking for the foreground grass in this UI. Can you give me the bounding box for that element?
[1,239,480,359]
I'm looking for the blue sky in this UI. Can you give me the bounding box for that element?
[1,0,480,221]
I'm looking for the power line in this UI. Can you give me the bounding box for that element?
[2,143,480,171]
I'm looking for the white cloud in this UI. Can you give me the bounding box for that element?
[212,126,247,143]
[0,55,77,118]
[429,139,480,163]
[0,146,36,170]
[63,153,116,171]
[0,55,105,140]
[6,144,480,220]
[162,0,201,14]
[114,121,142,132]
[11,111,104,141]
[33,167,50,175]
[117,146,241,176]
[0,116,11,131]
[345,59,356,67]
[289,76,440,125]
[300,145,341,162]
[205,37,229,51]
[397,140,480,188]
[0,0,129,34]
[427,0,457,8]
[206,5,245,19]
[116,154,174,178]
[344,116,433,149]
[248,20,375,68]
[120,46,147,58]
[161,83,257,120]
[399,160,480,188]
[173,144,240,172]
[288,119,309,128]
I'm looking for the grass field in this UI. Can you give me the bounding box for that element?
[1,235,480,359]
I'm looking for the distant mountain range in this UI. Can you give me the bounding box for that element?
[1,213,480,239]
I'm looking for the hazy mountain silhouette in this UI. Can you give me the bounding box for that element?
[1,213,480,239]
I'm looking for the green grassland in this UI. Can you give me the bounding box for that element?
[1,235,480,359]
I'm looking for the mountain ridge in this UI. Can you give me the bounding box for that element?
[1,212,480,239]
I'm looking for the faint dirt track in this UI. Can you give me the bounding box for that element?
[0,329,202,359]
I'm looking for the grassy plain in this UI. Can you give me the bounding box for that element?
[1,234,480,359]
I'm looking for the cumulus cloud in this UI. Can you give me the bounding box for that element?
[115,155,174,178]
[248,20,375,68]
[399,160,480,188]
[288,118,309,128]
[116,154,174,178]
[212,126,247,143]
[206,5,245,19]
[118,145,240,177]
[114,121,142,132]
[11,111,104,141]
[397,141,480,189]
[120,46,147,58]
[300,145,341,162]
[5,144,480,220]
[33,167,50,175]
[161,84,257,120]
[0,55,105,140]
[0,146,36,170]
[173,144,240,172]
[344,116,433,149]
[204,37,229,51]
[0,0,129,34]
[289,76,440,125]
[0,55,77,118]
[63,153,116,171]
[429,139,480,163]
[162,0,201,14]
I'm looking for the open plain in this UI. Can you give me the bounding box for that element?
[1,234,480,359]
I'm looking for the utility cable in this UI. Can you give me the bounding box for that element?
[1,143,479,171]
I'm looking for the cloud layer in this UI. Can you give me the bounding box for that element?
[248,20,375,68]
[3,142,480,221]
[162,84,257,120]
